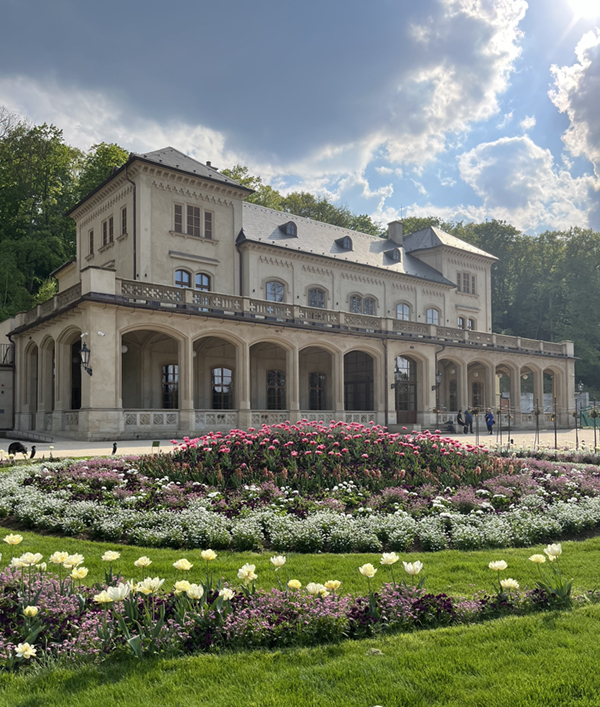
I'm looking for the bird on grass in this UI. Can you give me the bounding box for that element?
[30,446,36,459]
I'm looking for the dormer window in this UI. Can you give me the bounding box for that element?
[279,221,297,237]
[384,248,401,263]
[335,235,353,251]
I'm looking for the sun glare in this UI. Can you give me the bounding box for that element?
[568,0,600,18]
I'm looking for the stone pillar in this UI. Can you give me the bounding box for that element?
[458,361,469,412]
[533,368,544,412]
[178,335,195,435]
[237,341,252,429]
[334,351,345,422]
[288,345,300,423]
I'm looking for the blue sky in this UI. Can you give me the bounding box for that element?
[0,0,599,233]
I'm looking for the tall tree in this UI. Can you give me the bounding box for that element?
[77,143,130,201]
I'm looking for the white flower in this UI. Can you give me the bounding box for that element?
[237,563,257,584]
[218,588,235,601]
[107,582,131,601]
[71,567,89,580]
[305,582,329,597]
[17,552,43,567]
[63,553,84,569]
[359,564,377,578]
[403,561,423,576]
[270,555,286,569]
[380,552,399,566]
[544,543,562,561]
[186,583,204,600]
[101,551,121,562]
[15,642,36,659]
[3,533,23,546]
[529,554,546,564]
[173,558,193,571]
[500,578,519,590]
[488,560,508,571]
[201,549,217,561]
[136,577,165,595]
[134,556,152,568]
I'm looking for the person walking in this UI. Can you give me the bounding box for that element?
[485,408,495,435]
[464,408,473,433]
[457,410,465,433]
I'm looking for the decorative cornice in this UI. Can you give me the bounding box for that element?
[152,179,234,207]
[79,185,133,228]
[302,264,333,276]
[258,255,293,268]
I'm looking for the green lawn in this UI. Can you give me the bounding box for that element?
[2,524,600,597]
[2,525,600,706]
[1,606,600,707]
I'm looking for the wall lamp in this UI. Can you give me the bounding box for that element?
[80,342,93,376]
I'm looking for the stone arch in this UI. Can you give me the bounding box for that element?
[193,335,238,409]
[299,345,335,411]
[344,349,375,411]
[250,340,290,410]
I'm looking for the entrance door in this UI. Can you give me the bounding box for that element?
[395,356,417,424]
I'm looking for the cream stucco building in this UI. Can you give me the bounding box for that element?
[7,147,576,440]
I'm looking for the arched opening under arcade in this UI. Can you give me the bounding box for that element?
[24,343,39,430]
[344,350,374,412]
[394,354,418,425]
[193,336,237,410]
[250,342,289,413]
[299,346,334,413]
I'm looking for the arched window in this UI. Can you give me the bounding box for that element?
[364,298,376,316]
[308,288,325,308]
[162,364,179,409]
[468,318,475,331]
[266,281,285,302]
[426,308,439,325]
[457,316,465,330]
[175,269,191,288]
[396,303,410,321]
[196,273,211,291]
[350,295,362,313]
[212,367,233,409]
[309,372,326,410]
[267,369,286,410]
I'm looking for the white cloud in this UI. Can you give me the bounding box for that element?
[549,29,600,179]
[0,77,238,167]
[455,135,593,230]
[497,111,514,129]
[520,115,536,131]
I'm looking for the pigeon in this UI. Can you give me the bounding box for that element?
[8,442,27,456]
[112,442,118,455]
[30,445,36,459]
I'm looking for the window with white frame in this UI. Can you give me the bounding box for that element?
[175,269,191,288]
[396,303,410,321]
[467,318,475,331]
[121,207,127,236]
[457,272,476,295]
[426,308,439,325]
[266,281,285,302]
[308,288,325,308]
[102,216,113,246]
[458,316,465,329]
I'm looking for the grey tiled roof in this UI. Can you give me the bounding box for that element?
[240,203,456,286]
[136,147,251,191]
[404,226,497,260]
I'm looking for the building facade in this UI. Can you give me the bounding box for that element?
[8,147,576,440]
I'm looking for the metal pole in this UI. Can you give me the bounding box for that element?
[535,397,540,449]
[507,407,512,451]
[575,399,579,450]
[554,396,558,450]
[594,400,598,453]
[475,410,480,446]
[498,408,502,447]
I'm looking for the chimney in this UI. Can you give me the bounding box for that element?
[206,161,212,168]
[387,220,403,246]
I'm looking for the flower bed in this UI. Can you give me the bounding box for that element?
[0,540,575,669]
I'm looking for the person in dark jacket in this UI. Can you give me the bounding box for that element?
[485,409,495,435]
[464,409,473,433]
[457,410,465,433]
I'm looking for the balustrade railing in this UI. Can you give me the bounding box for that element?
[124,410,179,428]
[17,278,571,357]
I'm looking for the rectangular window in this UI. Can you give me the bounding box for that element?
[471,275,476,295]
[102,220,108,247]
[309,372,326,411]
[162,364,179,409]
[204,211,213,239]
[187,205,201,237]
[108,215,114,243]
[121,207,127,235]
[457,273,462,292]
[174,204,183,233]
[463,273,470,294]
[89,229,94,255]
